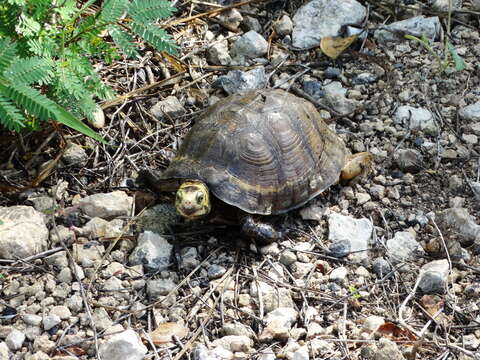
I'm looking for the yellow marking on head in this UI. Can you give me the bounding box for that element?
[175,180,211,219]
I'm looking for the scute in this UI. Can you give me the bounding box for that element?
[160,89,347,215]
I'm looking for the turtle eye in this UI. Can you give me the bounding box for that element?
[196,193,204,204]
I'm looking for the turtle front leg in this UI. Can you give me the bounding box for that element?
[240,214,286,244]
[340,152,373,184]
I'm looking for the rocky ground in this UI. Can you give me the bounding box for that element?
[1,0,480,359]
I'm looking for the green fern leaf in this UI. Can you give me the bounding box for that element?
[0,82,56,121]
[4,57,54,85]
[0,39,17,74]
[100,0,130,23]
[129,0,176,23]
[109,25,139,58]
[0,2,21,36]
[0,94,25,131]
[131,22,178,54]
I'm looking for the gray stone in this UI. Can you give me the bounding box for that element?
[0,342,9,359]
[292,0,366,49]
[73,242,105,268]
[92,308,113,331]
[217,9,243,31]
[437,208,480,244]
[322,81,360,115]
[28,195,56,213]
[328,213,373,262]
[99,329,147,360]
[179,246,200,270]
[386,231,425,265]
[78,191,132,219]
[42,314,61,330]
[242,16,262,33]
[260,307,298,341]
[207,38,231,65]
[208,264,227,279]
[274,15,293,37]
[459,102,480,121]
[374,337,406,360]
[231,30,268,58]
[431,0,463,11]
[375,16,442,44]
[393,106,438,135]
[23,314,42,326]
[0,205,48,259]
[394,149,424,173]
[62,142,88,167]
[215,66,266,95]
[79,217,123,239]
[263,288,295,313]
[328,239,351,258]
[150,96,186,122]
[5,329,25,350]
[279,250,297,266]
[50,305,72,320]
[146,278,177,298]
[129,231,173,273]
[222,322,256,339]
[418,259,449,294]
[329,266,348,283]
[300,204,325,221]
[212,335,252,352]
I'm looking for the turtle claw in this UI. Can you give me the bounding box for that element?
[240,215,285,244]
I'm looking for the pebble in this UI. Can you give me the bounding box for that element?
[329,266,348,283]
[129,231,173,273]
[92,308,113,331]
[42,314,61,331]
[328,213,373,262]
[322,81,359,115]
[150,96,186,122]
[0,342,9,359]
[459,101,480,121]
[259,307,298,341]
[6,329,25,351]
[0,206,48,259]
[386,231,425,266]
[292,0,366,49]
[279,250,297,265]
[222,323,256,339]
[78,191,132,219]
[215,67,267,95]
[363,315,385,333]
[356,192,371,205]
[437,208,480,245]
[208,38,231,65]
[73,242,105,268]
[179,246,201,270]
[418,259,449,294]
[208,264,227,279]
[393,105,438,135]
[61,142,88,167]
[50,305,72,320]
[231,30,268,58]
[242,16,262,33]
[146,278,177,298]
[263,287,295,313]
[274,15,293,37]
[98,329,147,360]
[375,15,441,43]
[394,149,424,173]
[212,335,253,353]
[374,337,406,360]
[302,81,324,101]
[23,314,42,327]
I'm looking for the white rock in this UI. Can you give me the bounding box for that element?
[150,96,186,122]
[42,314,61,331]
[418,259,449,294]
[322,81,360,115]
[129,231,173,272]
[90,104,105,129]
[328,213,373,262]
[231,30,268,58]
[99,329,147,360]
[459,102,480,121]
[208,38,231,65]
[0,206,48,259]
[329,266,348,283]
[212,335,252,352]
[6,329,25,350]
[274,15,293,37]
[292,0,366,49]
[62,142,88,167]
[363,315,385,332]
[375,16,442,44]
[79,191,132,219]
[386,231,425,265]
[393,105,438,135]
[0,342,9,359]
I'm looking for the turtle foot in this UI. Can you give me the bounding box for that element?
[340,152,373,184]
[240,215,286,244]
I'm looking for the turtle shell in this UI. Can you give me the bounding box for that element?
[161,89,347,215]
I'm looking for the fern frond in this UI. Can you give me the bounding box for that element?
[129,0,176,23]
[131,22,178,54]
[0,39,18,74]
[4,57,54,85]
[0,2,21,36]
[109,25,139,58]
[0,82,56,121]
[100,0,130,22]
[0,94,25,131]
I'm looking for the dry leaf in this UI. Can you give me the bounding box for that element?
[320,35,358,60]
[150,322,188,344]
[161,52,187,73]
[377,322,417,341]
[420,295,452,328]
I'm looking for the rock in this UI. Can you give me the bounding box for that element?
[386,231,425,265]
[150,322,188,344]
[50,305,72,320]
[274,15,293,37]
[231,30,268,58]
[461,133,478,144]
[300,204,325,221]
[292,0,366,49]
[242,16,261,33]
[353,72,377,85]
[263,288,295,313]
[259,307,298,341]
[78,191,132,219]
[437,208,480,245]
[279,250,297,266]
[374,16,441,44]
[33,335,56,353]
[42,314,61,331]
[99,329,147,360]
[62,142,88,167]
[0,342,9,359]
[150,96,186,122]
[208,264,227,279]
[322,81,359,115]
[135,203,179,235]
[0,206,48,259]
[431,0,463,11]
[222,323,256,339]
[372,257,392,277]
[373,338,406,360]
[302,81,324,101]
[90,104,105,129]
[363,315,385,333]
[79,217,123,238]
[214,67,267,95]
[212,335,252,352]
[193,343,233,360]
[418,259,449,294]
[459,102,480,121]
[179,246,200,270]
[474,0,480,10]
[449,174,463,191]
[129,231,173,273]
[28,195,56,213]
[6,329,25,350]
[23,314,42,326]
[394,149,424,173]
[208,39,231,65]
[393,106,438,135]
[356,192,371,205]
[328,213,373,262]
[329,266,348,283]
[216,9,243,31]
[328,239,351,258]
[147,278,177,298]
[92,308,113,331]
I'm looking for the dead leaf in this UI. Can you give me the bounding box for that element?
[161,52,187,73]
[149,322,188,344]
[419,295,451,328]
[320,35,358,60]
[377,322,417,341]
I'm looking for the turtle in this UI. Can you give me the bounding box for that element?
[143,89,372,243]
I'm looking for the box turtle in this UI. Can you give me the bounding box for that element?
[144,89,371,242]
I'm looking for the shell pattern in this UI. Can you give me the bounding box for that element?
[161,89,348,215]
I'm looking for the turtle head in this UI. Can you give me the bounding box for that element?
[175,180,211,219]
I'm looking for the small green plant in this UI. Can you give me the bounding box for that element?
[349,286,362,299]
[0,0,178,140]
[404,33,466,73]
